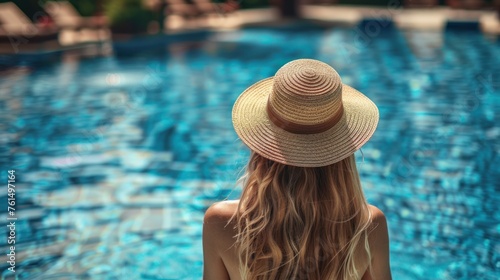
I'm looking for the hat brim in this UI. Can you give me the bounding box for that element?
[232,77,379,167]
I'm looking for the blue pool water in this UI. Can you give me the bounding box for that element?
[1,23,499,279]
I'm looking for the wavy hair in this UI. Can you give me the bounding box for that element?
[230,151,373,280]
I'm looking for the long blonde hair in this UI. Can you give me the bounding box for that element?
[230,151,373,280]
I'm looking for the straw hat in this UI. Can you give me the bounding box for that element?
[232,59,379,167]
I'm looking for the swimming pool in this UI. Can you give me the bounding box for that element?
[1,22,499,279]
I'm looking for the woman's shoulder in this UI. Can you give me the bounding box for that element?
[367,204,388,234]
[366,204,390,253]
[368,204,387,223]
[203,200,240,254]
[204,200,239,225]
[364,204,392,279]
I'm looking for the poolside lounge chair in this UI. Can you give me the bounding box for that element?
[191,0,239,16]
[0,2,58,44]
[44,1,107,30]
[165,0,201,18]
[404,0,438,7]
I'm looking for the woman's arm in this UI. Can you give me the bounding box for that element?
[362,206,392,280]
[202,203,231,280]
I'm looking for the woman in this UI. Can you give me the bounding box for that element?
[203,59,391,279]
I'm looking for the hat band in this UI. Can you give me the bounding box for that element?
[266,103,344,134]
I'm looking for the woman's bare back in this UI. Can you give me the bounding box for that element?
[203,200,391,280]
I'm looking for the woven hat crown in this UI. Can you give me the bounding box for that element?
[232,58,379,167]
[267,59,344,134]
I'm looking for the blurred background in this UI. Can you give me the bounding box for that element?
[0,0,499,279]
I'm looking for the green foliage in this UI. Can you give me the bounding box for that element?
[104,0,155,33]
[238,0,270,9]
[68,0,97,16]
